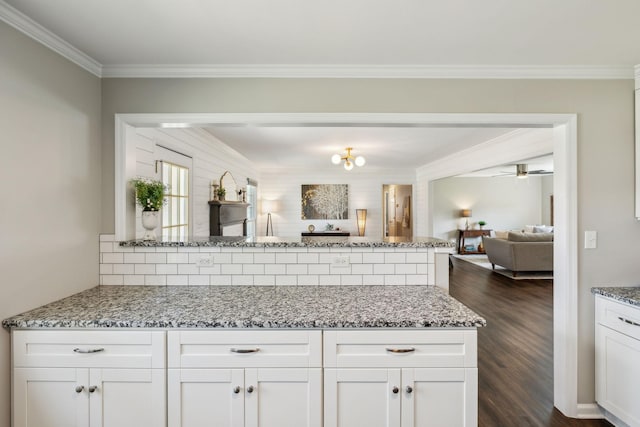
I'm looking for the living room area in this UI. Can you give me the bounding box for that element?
[432,153,555,280]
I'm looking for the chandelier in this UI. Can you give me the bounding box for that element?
[331,147,366,171]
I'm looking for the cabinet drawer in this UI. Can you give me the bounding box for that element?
[168,330,322,368]
[596,295,640,341]
[323,330,477,368]
[12,330,165,369]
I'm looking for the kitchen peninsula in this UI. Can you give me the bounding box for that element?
[4,236,484,426]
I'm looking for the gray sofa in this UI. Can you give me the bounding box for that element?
[482,232,553,276]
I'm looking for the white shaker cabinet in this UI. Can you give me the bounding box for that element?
[11,330,166,427]
[595,295,640,427]
[167,330,323,427]
[323,330,478,427]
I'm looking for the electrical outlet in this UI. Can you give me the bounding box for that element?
[331,256,350,267]
[585,231,597,249]
[196,254,215,267]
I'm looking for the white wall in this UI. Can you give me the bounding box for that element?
[258,169,416,238]
[541,175,554,225]
[0,21,101,427]
[129,128,258,238]
[432,176,549,242]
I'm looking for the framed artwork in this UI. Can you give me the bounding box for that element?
[301,184,348,220]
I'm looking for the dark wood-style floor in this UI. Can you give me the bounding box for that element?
[448,257,612,427]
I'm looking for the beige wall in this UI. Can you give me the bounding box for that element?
[102,77,636,404]
[0,22,102,427]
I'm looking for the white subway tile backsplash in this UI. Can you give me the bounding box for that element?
[427,249,435,263]
[220,264,242,275]
[145,275,166,286]
[146,253,167,264]
[134,247,157,253]
[232,253,254,264]
[113,264,135,275]
[167,275,188,286]
[286,264,308,275]
[276,253,297,264]
[103,253,124,264]
[100,244,437,288]
[124,253,146,264]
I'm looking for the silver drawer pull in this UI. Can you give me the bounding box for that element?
[386,347,415,354]
[73,348,105,354]
[230,348,260,354]
[618,316,640,327]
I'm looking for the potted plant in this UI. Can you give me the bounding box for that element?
[216,187,226,201]
[478,220,486,229]
[131,178,166,240]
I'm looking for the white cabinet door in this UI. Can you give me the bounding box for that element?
[89,368,165,427]
[596,325,640,427]
[168,368,245,427]
[245,368,322,427]
[324,368,401,427]
[401,368,477,427]
[13,367,89,427]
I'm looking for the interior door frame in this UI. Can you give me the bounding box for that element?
[114,112,581,417]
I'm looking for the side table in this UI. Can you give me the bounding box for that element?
[457,229,492,254]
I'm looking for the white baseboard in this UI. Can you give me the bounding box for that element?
[576,403,604,419]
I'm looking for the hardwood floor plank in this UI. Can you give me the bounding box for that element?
[449,257,611,427]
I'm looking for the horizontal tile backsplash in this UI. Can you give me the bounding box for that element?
[99,234,438,287]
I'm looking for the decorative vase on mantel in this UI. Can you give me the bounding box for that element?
[141,210,159,240]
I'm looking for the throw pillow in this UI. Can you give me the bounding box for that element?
[508,231,554,242]
[494,230,509,239]
[533,225,554,233]
[523,225,536,233]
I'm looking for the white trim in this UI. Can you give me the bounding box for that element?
[115,112,580,417]
[102,64,634,80]
[576,403,604,419]
[0,0,102,77]
[635,64,640,89]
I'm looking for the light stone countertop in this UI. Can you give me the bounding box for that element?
[119,236,455,249]
[591,286,640,308]
[2,285,485,329]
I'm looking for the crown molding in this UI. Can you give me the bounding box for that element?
[0,0,635,81]
[0,0,102,76]
[101,64,634,79]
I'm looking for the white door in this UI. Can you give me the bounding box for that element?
[401,368,477,427]
[13,367,89,427]
[168,368,245,427]
[245,368,322,427]
[324,368,401,427]
[596,326,640,427]
[89,368,165,427]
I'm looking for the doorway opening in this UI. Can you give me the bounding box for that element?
[383,184,412,238]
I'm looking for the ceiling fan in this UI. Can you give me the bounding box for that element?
[494,163,554,178]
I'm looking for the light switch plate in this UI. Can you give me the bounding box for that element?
[585,231,597,249]
[331,256,350,267]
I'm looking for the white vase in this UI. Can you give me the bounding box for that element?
[141,210,159,240]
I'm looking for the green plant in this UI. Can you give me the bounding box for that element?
[131,178,166,211]
[216,187,226,198]
[478,220,486,226]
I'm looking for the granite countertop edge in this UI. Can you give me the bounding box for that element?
[2,285,486,330]
[119,236,455,249]
[591,286,640,308]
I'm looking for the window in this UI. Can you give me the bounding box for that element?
[161,161,189,240]
[246,182,257,238]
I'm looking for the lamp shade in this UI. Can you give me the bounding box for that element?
[356,209,367,236]
[460,209,472,218]
[262,199,278,214]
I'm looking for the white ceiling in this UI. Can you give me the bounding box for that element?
[0,1,612,171]
[2,0,639,78]
[204,125,529,171]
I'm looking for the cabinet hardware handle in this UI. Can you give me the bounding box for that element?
[392,386,399,394]
[230,348,260,354]
[88,386,98,393]
[73,348,105,354]
[233,386,241,394]
[406,386,413,394]
[247,386,254,393]
[75,386,84,393]
[618,316,640,327]
[386,347,415,353]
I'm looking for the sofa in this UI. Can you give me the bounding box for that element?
[482,231,553,276]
